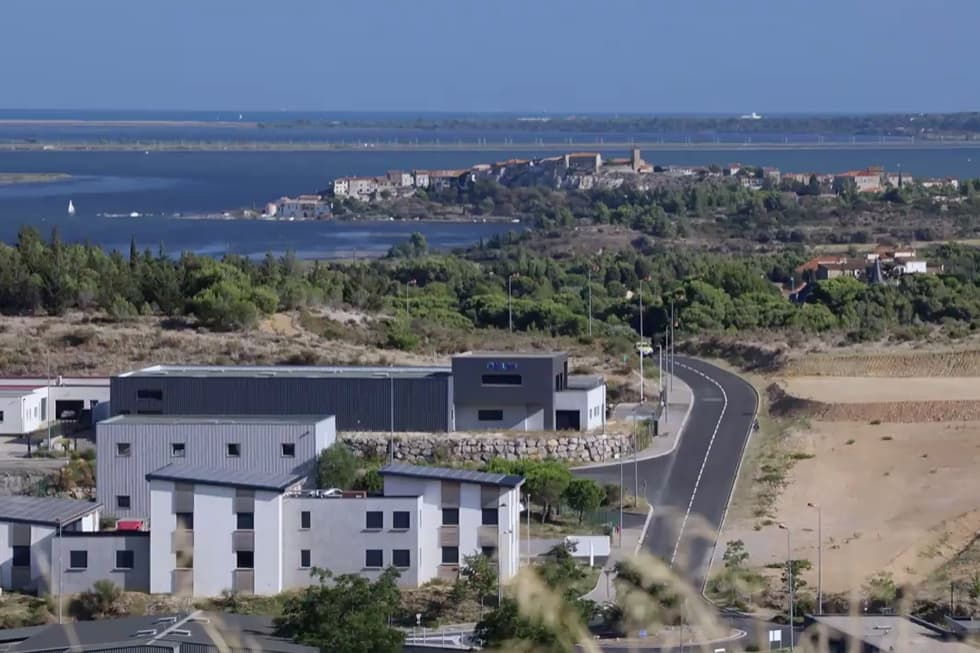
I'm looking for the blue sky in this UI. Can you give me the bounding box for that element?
[2,0,977,113]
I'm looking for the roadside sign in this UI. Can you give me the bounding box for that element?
[768,629,782,647]
[638,629,647,639]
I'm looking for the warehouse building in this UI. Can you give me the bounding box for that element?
[0,377,109,436]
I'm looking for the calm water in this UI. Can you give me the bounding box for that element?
[1,147,979,258]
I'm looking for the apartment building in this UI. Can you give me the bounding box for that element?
[96,415,335,521]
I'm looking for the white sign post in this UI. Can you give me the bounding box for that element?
[768,629,782,650]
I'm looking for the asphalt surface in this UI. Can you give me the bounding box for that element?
[575,357,795,650]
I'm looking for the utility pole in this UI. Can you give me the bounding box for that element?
[669,298,676,393]
[46,349,52,451]
[587,266,593,337]
[632,405,639,501]
[779,523,795,650]
[526,493,532,567]
[389,372,395,464]
[405,278,416,318]
[638,287,644,402]
[808,502,823,614]
[508,273,517,333]
[618,449,624,548]
[57,519,63,623]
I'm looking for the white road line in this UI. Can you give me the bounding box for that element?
[669,362,728,567]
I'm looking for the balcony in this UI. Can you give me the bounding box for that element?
[232,530,254,551]
[172,530,194,552]
[438,526,459,547]
[173,569,193,596]
[477,526,498,549]
[437,565,459,582]
[232,570,254,594]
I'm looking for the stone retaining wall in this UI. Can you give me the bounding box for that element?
[341,431,632,465]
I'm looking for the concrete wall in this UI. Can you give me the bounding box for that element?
[97,418,331,520]
[53,533,151,593]
[149,480,176,594]
[110,374,452,432]
[454,404,544,432]
[193,484,236,598]
[253,492,283,595]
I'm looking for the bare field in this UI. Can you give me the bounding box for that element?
[780,348,980,377]
[779,376,980,403]
[720,421,980,594]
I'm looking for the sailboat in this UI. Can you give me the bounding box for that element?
[67,200,76,216]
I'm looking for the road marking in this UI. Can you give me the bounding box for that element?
[669,362,728,567]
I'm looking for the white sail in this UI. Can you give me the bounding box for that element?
[67,200,76,216]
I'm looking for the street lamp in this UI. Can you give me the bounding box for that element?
[507,273,518,333]
[404,278,417,318]
[808,502,823,614]
[618,445,624,548]
[778,523,795,651]
[632,405,639,502]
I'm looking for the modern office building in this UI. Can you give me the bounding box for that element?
[110,351,605,434]
[55,463,523,598]
[0,496,102,593]
[96,415,335,521]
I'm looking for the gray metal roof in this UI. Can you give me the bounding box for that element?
[100,414,333,426]
[0,496,101,526]
[9,611,315,653]
[380,463,523,488]
[809,615,975,653]
[119,364,450,380]
[146,464,307,492]
[566,375,605,390]
[456,351,566,359]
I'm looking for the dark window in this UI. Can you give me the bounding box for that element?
[236,551,254,569]
[281,443,296,457]
[136,409,163,415]
[393,549,411,568]
[481,508,499,526]
[300,511,311,529]
[137,389,163,400]
[481,546,497,559]
[116,495,131,509]
[176,550,193,568]
[69,550,88,570]
[227,443,241,457]
[365,549,383,568]
[481,374,522,386]
[115,442,131,457]
[116,550,134,570]
[11,545,29,567]
[236,512,254,530]
[478,409,504,421]
[171,442,186,457]
[441,508,459,525]
[365,511,383,529]
[0,410,4,422]
[392,511,410,529]
[300,549,311,568]
[176,512,194,530]
[441,546,459,564]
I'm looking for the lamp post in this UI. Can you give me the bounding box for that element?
[669,298,675,393]
[638,286,644,402]
[778,523,795,651]
[618,446,624,548]
[404,278,416,318]
[587,265,593,337]
[632,405,639,501]
[808,502,823,614]
[507,273,518,333]
[57,518,63,624]
[524,492,532,568]
[388,371,395,464]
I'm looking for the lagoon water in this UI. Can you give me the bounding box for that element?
[1,145,979,258]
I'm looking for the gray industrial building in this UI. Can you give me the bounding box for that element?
[96,415,335,521]
[110,352,605,434]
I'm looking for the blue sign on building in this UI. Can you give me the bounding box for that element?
[485,362,519,371]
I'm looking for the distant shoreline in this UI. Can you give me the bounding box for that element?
[0,119,257,128]
[0,172,71,185]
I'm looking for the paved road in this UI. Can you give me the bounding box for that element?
[575,357,795,649]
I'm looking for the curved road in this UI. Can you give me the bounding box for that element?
[576,357,793,649]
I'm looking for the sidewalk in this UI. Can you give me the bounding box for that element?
[581,505,653,603]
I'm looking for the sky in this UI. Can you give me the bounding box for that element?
[2,0,978,114]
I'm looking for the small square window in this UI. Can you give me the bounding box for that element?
[441,508,459,526]
[176,550,193,569]
[365,511,383,530]
[171,442,186,457]
[300,549,311,568]
[236,512,254,530]
[227,443,241,457]
[236,550,254,569]
[116,495,131,510]
[481,546,497,559]
[300,511,311,529]
[11,545,29,567]
[482,508,499,526]
[478,409,504,421]
[116,442,131,457]
[137,389,163,400]
[365,549,383,568]
[116,550,134,570]
[0,410,5,422]
[392,511,410,530]
[69,550,88,570]
[392,549,411,568]
[176,512,194,530]
[281,443,296,457]
[441,546,459,565]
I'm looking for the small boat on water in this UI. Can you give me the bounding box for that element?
[67,200,75,216]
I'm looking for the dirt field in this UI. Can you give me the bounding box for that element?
[780,348,980,377]
[779,376,980,403]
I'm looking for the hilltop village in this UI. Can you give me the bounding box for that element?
[259,148,961,220]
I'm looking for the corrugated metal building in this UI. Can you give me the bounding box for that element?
[110,365,453,432]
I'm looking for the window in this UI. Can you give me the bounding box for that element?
[116,495,131,510]
[176,512,194,530]
[69,550,88,570]
[300,549,311,568]
[137,389,163,400]
[441,546,459,564]
[478,409,504,422]
[281,443,296,457]
[365,511,383,530]
[481,373,522,386]
[0,410,4,422]
[300,511,311,529]
[116,550,134,570]
[236,551,254,569]
[115,442,131,457]
[481,546,497,559]
[227,443,241,457]
[11,545,29,567]
[236,512,254,530]
[441,508,459,526]
[171,442,186,457]
[392,511,410,530]
[392,549,411,568]
[176,550,193,569]
[481,508,499,526]
[364,549,383,568]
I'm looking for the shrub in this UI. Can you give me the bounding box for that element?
[317,443,358,490]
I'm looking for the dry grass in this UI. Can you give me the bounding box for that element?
[779,376,980,403]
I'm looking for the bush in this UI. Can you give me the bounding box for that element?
[70,580,123,620]
[384,320,419,351]
[317,443,359,490]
